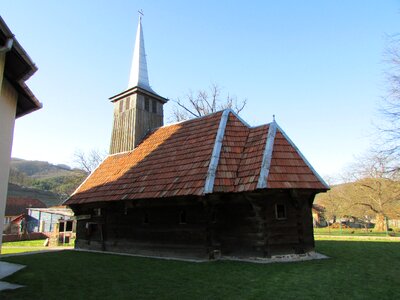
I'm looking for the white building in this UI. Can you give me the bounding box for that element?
[0,16,42,252]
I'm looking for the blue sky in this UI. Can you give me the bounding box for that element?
[2,1,399,181]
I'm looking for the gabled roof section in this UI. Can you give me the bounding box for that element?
[267,126,329,189]
[213,113,250,193]
[66,112,223,204]
[234,124,269,192]
[65,110,328,205]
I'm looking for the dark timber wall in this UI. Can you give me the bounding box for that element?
[70,190,317,259]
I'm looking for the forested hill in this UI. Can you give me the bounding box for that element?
[7,183,64,207]
[10,158,85,179]
[9,158,88,200]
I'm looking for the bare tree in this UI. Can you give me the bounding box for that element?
[316,182,356,227]
[171,83,247,122]
[316,152,400,232]
[73,149,107,173]
[345,151,400,231]
[379,35,400,169]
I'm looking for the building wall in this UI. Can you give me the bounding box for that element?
[28,210,66,233]
[73,200,210,259]
[0,55,18,251]
[71,190,317,259]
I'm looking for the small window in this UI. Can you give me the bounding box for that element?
[125,97,130,110]
[179,210,187,224]
[119,101,124,113]
[144,97,150,111]
[152,100,157,114]
[143,212,149,224]
[275,204,286,220]
[94,208,102,216]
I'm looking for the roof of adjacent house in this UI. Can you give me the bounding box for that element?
[0,16,42,117]
[5,197,47,216]
[65,110,328,205]
[28,206,74,217]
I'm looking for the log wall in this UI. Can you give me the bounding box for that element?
[71,190,318,259]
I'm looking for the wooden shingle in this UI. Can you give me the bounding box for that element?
[65,110,327,205]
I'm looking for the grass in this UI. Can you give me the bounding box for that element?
[1,248,47,255]
[314,227,400,237]
[1,240,48,255]
[2,239,47,247]
[1,239,75,255]
[1,239,400,299]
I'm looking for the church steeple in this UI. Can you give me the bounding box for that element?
[128,15,153,92]
[109,14,168,155]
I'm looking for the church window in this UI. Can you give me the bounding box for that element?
[119,101,124,113]
[125,97,130,110]
[152,100,157,113]
[145,97,150,111]
[275,204,286,220]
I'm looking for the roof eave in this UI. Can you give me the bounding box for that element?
[0,16,42,116]
[109,86,168,103]
[14,81,42,118]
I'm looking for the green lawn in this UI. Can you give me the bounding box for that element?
[1,239,75,255]
[1,240,400,300]
[1,240,47,255]
[2,239,47,247]
[314,227,400,237]
[1,247,47,255]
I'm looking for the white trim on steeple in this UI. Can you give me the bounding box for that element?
[128,15,154,92]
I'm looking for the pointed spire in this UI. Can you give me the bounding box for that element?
[128,14,154,92]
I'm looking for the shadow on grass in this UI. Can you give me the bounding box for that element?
[1,240,399,300]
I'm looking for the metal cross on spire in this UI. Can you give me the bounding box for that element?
[138,9,144,20]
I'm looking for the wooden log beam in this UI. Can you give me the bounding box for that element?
[245,196,269,257]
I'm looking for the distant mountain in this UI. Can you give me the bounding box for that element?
[11,158,85,179]
[8,158,88,200]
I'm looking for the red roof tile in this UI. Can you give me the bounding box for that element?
[65,110,327,205]
[267,130,326,189]
[234,125,268,192]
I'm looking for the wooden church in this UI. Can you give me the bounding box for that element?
[65,16,328,259]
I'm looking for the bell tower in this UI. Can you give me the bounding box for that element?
[109,14,168,154]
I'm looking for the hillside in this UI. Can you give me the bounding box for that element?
[7,183,63,208]
[9,158,88,199]
[11,158,85,179]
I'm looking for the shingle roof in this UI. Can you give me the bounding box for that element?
[65,110,328,205]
